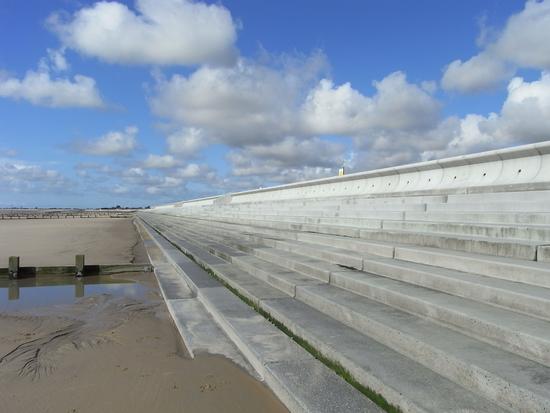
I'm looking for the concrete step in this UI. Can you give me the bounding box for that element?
[221,194,445,208]
[231,255,325,297]
[295,232,395,258]
[145,217,504,412]
[218,202,425,213]
[272,239,364,269]
[140,218,380,413]
[175,221,367,273]
[202,214,540,263]
[382,220,550,242]
[230,224,550,322]
[428,201,550,212]
[359,228,539,260]
[160,216,550,322]
[253,248,337,282]
[361,254,550,320]
[154,217,550,365]
[405,210,550,225]
[394,245,550,288]
[263,298,504,413]
[296,284,550,413]
[155,215,550,292]
[169,213,541,261]
[447,190,550,204]
[168,215,393,260]
[329,268,550,365]
[211,213,384,228]
[162,220,345,285]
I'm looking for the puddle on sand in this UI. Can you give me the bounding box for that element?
[0,274,149,311]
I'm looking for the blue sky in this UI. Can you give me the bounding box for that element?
[1,0,549,208]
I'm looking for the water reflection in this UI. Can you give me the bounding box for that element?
[0,275,148,311]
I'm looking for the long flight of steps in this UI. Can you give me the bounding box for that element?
[139,189,550,413]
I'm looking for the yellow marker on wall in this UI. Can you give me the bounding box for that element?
[338,167,345,176]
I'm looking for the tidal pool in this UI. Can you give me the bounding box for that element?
[0,274,149,311]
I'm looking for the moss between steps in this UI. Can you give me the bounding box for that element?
[148,223,402,413]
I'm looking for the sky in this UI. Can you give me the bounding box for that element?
[1,0,549,208]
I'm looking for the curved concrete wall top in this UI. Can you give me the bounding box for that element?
[153,140,550,211]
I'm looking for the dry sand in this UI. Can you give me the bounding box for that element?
[0,218,142,267]
[0,218,288,413]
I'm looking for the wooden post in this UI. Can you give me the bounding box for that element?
[8,282,19,300]
[75,254,85,277]
[8,256,19,279]
[75,279,84,298]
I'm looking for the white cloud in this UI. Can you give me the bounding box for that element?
[238,137,345,169]
[441,53,513,92]
[0,158,73,193]
[150,53,328,146]
[174,163,201,178]
[424,72,550,159]
[301,72,440,135]
[151,58,439,153]
[143,154,179,169]
[39,48,69,72]
[111,184,130,194]
[166,127,205,156]
[226,137,347,186]
[48,0,238,66]
[0,69,104,108]
[493,0,550,69]
[441,0,550,93]
[151,54,442,184]
[73,126,138,156]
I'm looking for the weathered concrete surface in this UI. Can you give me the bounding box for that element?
[137,220,382,413]
[139,142,550,412]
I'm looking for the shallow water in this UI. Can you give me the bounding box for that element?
[0,274,148,311]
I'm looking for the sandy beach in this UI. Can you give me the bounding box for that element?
[0,218,143,267]
[0,217,288,413]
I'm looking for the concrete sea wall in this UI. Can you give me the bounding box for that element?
[154,141,550,211]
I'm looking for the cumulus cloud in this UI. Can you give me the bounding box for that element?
[301,71,440,135]
[72,126,138,156]
[48,0,238,66]
[174,163,202,178]
[143,154,179,169]
[151,53,328,146]
[151,57,438,147]
[493,0,550,69]
[0,69,104,108]
[0,158,73,193]
[166,127,206,156]
[151,53,443,184]
[424,72,550,159]
[441,53,513,93]
[442,0,550,93]
[226,137,347,186]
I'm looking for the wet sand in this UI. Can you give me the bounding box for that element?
[0,218,288,413]
[0,218,142,267]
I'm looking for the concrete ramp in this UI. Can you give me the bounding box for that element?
[140,141,550,412]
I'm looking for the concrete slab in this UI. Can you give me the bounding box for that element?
[394,244,550,287]
[262,297,503,413]
[140,216,377,412]
[329,268,550,365]
[295,284,550,412]
[361,254,550,320]
[265,359,383,413]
